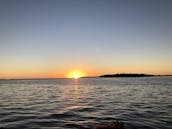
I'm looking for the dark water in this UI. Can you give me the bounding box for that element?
[0,77,172,129]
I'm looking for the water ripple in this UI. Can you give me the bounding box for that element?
[0,77,172,129]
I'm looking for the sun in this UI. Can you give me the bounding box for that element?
[67,70,85,79]
[73,74,79,79]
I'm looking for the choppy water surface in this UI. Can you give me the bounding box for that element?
[0,77,172,129]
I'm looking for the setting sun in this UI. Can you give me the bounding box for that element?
[67,70,85,79]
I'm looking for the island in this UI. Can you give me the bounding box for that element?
[99,73,154,77]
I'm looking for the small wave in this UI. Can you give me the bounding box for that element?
[50,112,75,118]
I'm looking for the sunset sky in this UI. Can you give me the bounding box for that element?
[0,0,172,78]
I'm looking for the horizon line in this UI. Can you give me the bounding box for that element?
[0,74,172,80]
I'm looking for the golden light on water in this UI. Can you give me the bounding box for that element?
[67,70,85,79]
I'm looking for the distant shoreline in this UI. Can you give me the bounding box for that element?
[83,74,172,78]
[99,73,154,78]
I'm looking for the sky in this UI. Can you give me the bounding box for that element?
[0,0,172,78]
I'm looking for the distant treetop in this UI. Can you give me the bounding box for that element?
[99,73,154,77]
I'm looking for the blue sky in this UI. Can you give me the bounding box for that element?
[0,0,172,78]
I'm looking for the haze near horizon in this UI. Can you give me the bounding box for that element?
[0,0,172,79]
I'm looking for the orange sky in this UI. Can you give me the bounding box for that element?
[0,63,172,79]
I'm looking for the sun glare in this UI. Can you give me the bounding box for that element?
[67,70,85,79]
[73,74,79,79]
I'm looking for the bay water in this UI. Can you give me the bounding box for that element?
[0,77,172,129]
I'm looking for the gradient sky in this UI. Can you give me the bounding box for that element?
[0,0,172,78]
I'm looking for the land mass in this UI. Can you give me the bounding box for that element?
[99,73,154,78]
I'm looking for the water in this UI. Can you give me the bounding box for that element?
[0,77,172,129]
